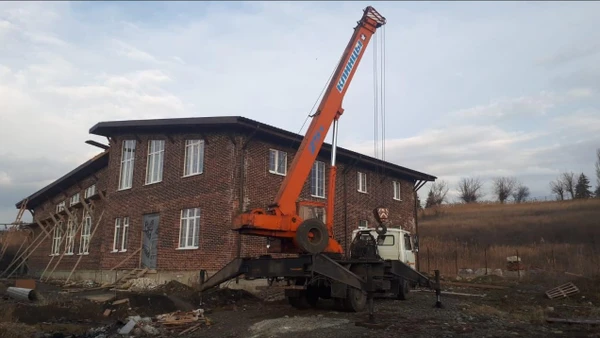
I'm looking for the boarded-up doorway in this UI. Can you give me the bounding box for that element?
[141,213,159,270]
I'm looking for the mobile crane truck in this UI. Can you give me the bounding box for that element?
[199,6,441,321]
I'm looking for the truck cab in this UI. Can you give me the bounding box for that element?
[351,227,418,270]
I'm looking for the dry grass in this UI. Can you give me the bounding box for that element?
[418,199,600,276]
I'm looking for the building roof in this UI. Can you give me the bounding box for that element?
[15,151,109,210]
[16,116,436,210]
[90,116,436,182]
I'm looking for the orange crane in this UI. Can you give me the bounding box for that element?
[234,6,386,255]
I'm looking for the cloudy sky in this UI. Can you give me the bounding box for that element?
[1,1,599,223]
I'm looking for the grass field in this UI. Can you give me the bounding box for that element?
[417,199,600,277]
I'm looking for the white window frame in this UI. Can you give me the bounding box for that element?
[358,172,368,193]
[70,193,80,206]
[112,218,121,252]
[84,184,97,199]
[56,201,66,213]
[51,221,63,256]
[65,217,77,255]
[145,140,165,185]
[178,208,200,250]
[79,212,92,255]
[112,217,129,252]
[183,139,205,177]
[118,140,136,190]
[269,149,287,176]
[359,220,369,228]
[393,181,402,201]
[310,160,326,198]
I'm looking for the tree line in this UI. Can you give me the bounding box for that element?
[423,148,600,207]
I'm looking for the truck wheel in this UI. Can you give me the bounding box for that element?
[396,278,411,300]
[296,218,329,254]
[343,265,368,312]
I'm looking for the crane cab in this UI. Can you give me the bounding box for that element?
[351,227,419,269]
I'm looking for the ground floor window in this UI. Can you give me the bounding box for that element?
[51,221,63,256]
[79,212,92,254]
[179,208,200,249]
[65,217,77,255]
[112,217,129,252]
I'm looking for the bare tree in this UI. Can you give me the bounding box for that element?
[425,180,449,207]
[595,148,600,198]
[550,178,565,201]
[512,184,530,203]
[492,177,517,203]
[561,171,576,199]
[457,177,484,203]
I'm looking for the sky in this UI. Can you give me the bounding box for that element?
[1,1,599,223]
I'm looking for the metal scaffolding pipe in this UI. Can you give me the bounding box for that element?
[6,287,38,302]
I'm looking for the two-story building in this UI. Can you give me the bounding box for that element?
[14,116,435,285]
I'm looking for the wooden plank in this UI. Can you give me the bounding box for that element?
[44,216,85,282]
[546,317,600,325]
[109,247,141,271]
[5,221,56,279]
[441,281,507,290]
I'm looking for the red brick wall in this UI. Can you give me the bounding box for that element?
[24,128,419,276]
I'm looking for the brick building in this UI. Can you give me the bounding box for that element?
[14,116,435,285]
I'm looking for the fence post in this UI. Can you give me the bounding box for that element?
[485,247,488,275]
[427,247,430,274]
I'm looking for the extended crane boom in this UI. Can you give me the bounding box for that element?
[234,6,386,255]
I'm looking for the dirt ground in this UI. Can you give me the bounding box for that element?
[1,273,599,338]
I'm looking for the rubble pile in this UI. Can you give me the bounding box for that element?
[126,277,165,291]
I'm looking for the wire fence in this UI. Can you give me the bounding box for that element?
[418,238,600,277]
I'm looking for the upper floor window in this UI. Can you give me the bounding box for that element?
[84,184,97,199]
[310,161,326,198]
[393,181,401,201]
[146,140,165,185]
[269,149,287,176]
[70,193,80,206]
[183,139,205,177]
[358,172,367,193]
[119,140,136,190]
[56,201,66,213]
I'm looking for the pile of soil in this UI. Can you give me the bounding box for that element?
[11,298,105,325]
[152,280,195,297]
[198,288,261,309]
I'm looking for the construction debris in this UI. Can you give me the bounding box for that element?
[156,308,206,326]
[6,287,38,302]
[546,317,600,325]
[546,282,580,300]
[112,297,129,305]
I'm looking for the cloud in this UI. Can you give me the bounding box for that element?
[0,1,599,220]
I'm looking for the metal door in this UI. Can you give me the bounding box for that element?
[141,213,160,269]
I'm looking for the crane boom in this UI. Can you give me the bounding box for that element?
[234,6,386,255]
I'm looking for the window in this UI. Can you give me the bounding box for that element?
[269,149,287,176]
[146,140,165,184]
[84,184,96,199]
[65,217,77,255]
[376,235,395,246]
[70,193,80,206]
[393,181,401,201]
[179,208,200,249]
[310,161,326,198]
[79,212,92,255]
[358,172,367,193]
[183,139,205,177]
[112,217,129,252]
[51,221,63,256]
[404,234,412,250]
[56,201,66,213]
[119,140,136,190]
[359,220,368,228]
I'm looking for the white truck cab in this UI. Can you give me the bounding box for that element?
[351,227,418,270]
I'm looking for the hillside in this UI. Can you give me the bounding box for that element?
[417,199,600,276]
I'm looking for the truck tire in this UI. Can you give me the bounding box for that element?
[296,218,329,254]
[396,278,411,300]
[343,265,368,312]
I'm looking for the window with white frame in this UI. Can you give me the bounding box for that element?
[56,201,66,213]
[70,193,80,206]
[65,217,77,255]
[183,139,205,177]
[393,181,401,201]
[112,217,129,252]
[146,140,165,184]
[269,149,287,176]
[51,221,63,255]
[84,184,96,199]
[358,172,367,193]
[310,161,326,198]
[79,212,92,255]
[179,208,200,249]
[359,220,369,228]
[119,140,136,190]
